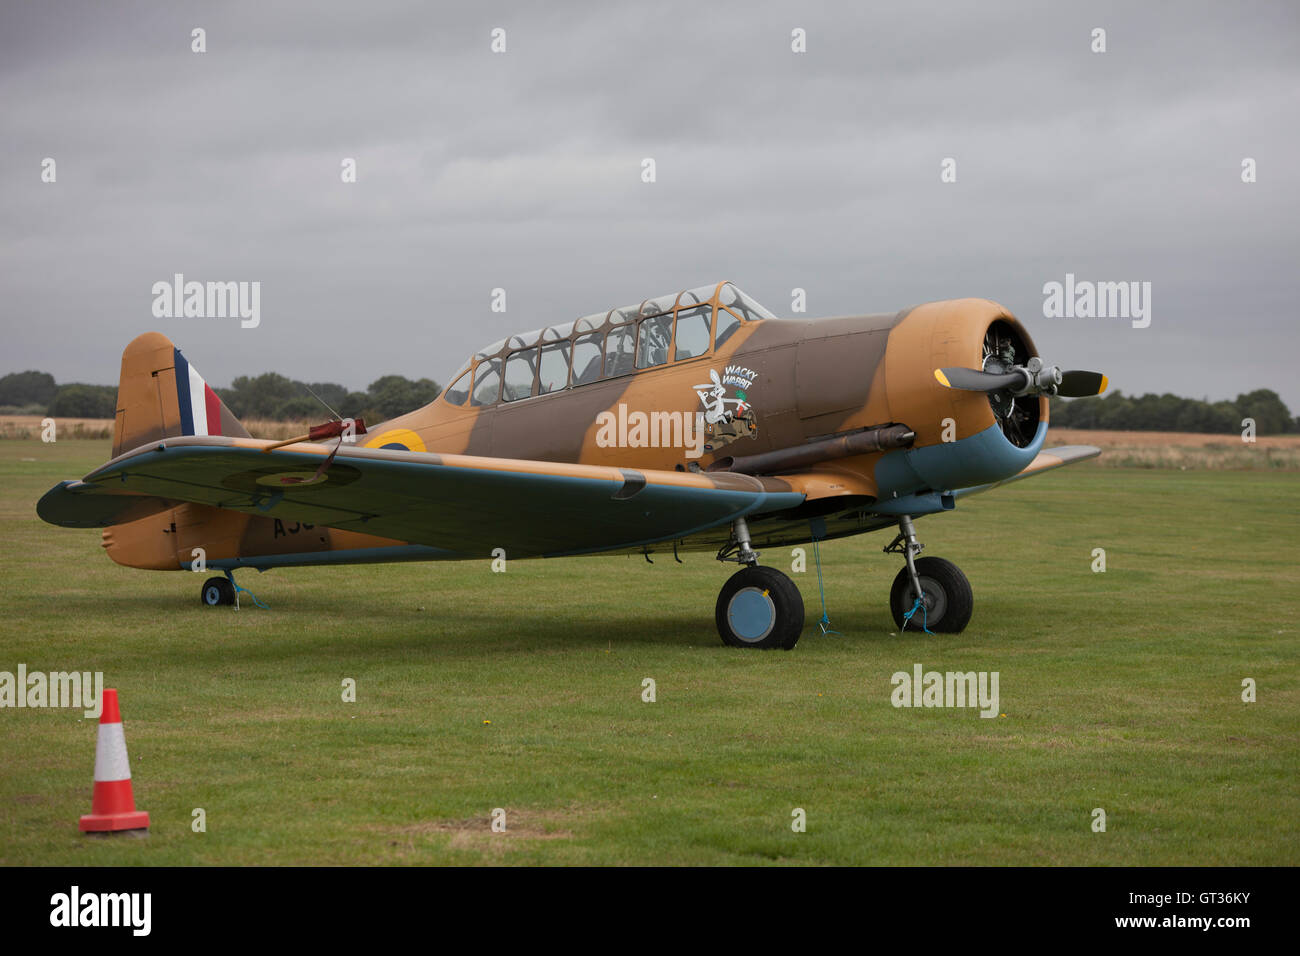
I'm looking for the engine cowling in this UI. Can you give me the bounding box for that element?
[877,299,1047,496]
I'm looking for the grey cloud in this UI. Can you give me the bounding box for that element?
[1,0,1296,410]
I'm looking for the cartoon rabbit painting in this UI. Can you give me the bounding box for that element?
[694,370,730,424]
[695,369,752,424]
[694,369,757,451]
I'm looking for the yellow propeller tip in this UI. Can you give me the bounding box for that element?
[933,369,950,388]
[1099,374,1109,394]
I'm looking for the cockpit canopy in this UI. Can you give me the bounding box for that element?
[443,281,777,408]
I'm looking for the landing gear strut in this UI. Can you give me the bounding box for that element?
[714,517,804,649]
[884,515,973,633]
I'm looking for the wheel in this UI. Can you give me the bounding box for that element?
[201,576,235,607]
[716,565,805,650]
[889,556,973,633]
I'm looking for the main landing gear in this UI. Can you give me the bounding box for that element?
[883,515,972,633]
[200,570,265,609]
[715,516,805,650]
[200,575,236,606]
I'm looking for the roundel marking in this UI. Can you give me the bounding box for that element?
[256,471,328,488]
[364,428,427,453]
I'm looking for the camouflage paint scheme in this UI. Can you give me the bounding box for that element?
[38,282,1098,571]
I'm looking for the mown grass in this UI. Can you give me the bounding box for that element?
[0,439,1296,865]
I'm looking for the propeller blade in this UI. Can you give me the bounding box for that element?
[934,367,1025,392]
[1057,370,1109,397]
[937,365,1108,397]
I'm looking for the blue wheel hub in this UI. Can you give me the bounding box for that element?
[728,587,776,643]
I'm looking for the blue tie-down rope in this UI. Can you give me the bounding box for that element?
[812,536,840,636]
[225,571,269,610]
[902,595,933,635]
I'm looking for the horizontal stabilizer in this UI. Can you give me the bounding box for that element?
[37,481,175,528]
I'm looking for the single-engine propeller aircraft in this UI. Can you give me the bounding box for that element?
[38,282,1107,649]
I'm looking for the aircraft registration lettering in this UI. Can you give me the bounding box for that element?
[273,520,315,538]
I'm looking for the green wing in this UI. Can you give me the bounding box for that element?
[39,437,804,559]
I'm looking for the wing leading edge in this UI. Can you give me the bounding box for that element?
[952,444,1101,499]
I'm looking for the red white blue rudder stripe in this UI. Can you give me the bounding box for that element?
[173,348,222,436]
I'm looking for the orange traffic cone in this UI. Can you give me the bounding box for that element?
[79,688,149,834]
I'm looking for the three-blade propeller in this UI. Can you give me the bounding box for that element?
[934,361,1107,398]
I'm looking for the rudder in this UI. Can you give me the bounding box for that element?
[112,332,249,458]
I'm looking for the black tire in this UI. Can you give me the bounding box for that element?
[201,576,235,607]
[715,565,804,650]
[889,557,973,633]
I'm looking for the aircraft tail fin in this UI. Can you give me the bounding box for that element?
[111,332,249,459]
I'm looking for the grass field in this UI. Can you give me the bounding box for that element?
[1048,427,1300,470]
[1,439,1296,865]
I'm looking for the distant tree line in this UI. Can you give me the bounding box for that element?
[1049,389,1297,434]
[0,371,117,418]
[3,368,1294,434]
[0,369,441,422]
[217,372,441,423]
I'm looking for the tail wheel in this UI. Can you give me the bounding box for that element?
[201,577,236,607]
[716,565,804,650]
[889,556,973,633]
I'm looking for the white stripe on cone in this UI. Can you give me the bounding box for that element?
[92,722,132,782]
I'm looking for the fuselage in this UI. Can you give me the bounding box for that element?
[361,285,1049,505]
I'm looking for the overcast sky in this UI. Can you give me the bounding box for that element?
[2,1,1297,409]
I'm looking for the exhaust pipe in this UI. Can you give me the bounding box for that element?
[707,423,914,476]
